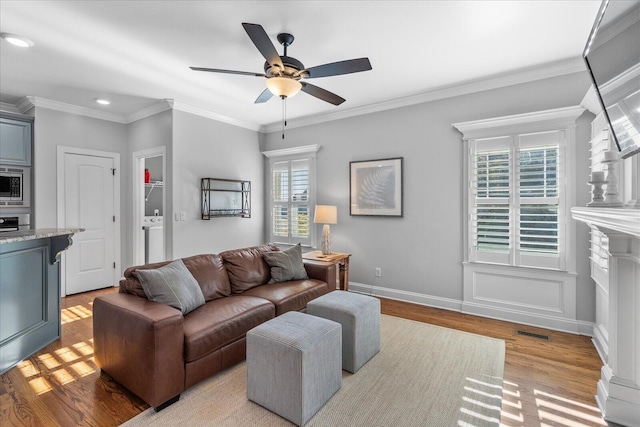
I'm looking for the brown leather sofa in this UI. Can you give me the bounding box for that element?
[93,244,335,411]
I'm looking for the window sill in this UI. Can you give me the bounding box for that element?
[463,261,577,277]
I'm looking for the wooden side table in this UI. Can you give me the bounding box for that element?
[302,251,351,291]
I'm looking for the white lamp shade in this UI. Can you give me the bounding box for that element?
[314,205,337,224]
[265,77,302,98]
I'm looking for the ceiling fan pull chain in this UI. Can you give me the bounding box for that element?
[281,96,286,139]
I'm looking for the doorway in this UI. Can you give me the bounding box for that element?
[57,146,120,296]
[132,147,166,266]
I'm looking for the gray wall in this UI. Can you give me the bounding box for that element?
[31,106,266,279]
[171,110,264,257]
[127,109,173,265]
[261,72,597,322]
[32,107,129,269]
[27,71,597,324]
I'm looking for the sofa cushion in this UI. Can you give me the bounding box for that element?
[120,254,231,302]
[135,259,206,315]
[241,279,330,316]
[220,244,279,294]
[183,295,275,362]
[263,244,308,283]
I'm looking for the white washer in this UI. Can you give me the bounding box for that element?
[143,216,164,264]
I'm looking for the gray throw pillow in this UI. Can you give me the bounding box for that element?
[263,244,309,283]
[135,259,205,315]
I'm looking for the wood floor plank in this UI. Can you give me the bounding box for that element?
[0,288,606,426]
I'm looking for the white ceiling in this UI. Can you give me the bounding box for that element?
[0,1,602,129]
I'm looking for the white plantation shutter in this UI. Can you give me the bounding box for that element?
[270,158,312,245]
[470,131,564,269]
[272,161,290,240]
[474,151,510,254]
[518,146,559,254]
[471,137,511,264]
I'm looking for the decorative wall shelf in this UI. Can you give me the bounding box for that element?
[201,178,251,219]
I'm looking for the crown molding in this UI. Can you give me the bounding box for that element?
[124,99,173,123]
[4,57,589,133]
[581,85,602,115]
[19,96,126,123]
[453,105,586,140]
[260,57,588,133]
[5,96,260,130]
[170,100,261,132]
[16,97,35,114]
[0,102,21,114]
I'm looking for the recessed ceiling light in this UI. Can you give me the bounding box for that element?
[95,98,111,105]
[1,32,34,48]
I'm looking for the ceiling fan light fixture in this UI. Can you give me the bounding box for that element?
[266,77,302,98]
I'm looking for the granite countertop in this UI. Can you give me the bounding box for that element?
[0,228,84,244]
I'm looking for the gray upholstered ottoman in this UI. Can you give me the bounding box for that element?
[246,311,342,426]
[307,290,381,373]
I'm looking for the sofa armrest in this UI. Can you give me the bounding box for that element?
[303,260,337,289]
[93,293,185,409]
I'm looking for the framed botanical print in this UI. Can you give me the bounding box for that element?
[350,157,403,217]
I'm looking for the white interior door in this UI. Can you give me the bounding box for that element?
[63,153,116,294]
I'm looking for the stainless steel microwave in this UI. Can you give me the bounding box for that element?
[0,165,30,207]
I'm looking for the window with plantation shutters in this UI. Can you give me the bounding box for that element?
[469,130,566,270]
[270,157,314,246]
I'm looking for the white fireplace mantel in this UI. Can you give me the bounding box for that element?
[572,207,640,238]
[571,206,640,427]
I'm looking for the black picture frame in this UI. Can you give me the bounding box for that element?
[350,157,403,217]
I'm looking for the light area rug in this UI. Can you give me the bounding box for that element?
[121,315,505,427]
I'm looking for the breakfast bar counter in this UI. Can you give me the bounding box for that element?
[0,228,82,374]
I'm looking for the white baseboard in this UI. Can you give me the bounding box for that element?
[349,282,594,336]
[461,301,592,335]
[349,282,462,312]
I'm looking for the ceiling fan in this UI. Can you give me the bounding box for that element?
[190,23,372,106]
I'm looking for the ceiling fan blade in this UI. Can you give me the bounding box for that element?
[190,67,266,77]
[302,58,372,79]
[301,82,345,105]
[254,88,273,104]
[242,23,284,71]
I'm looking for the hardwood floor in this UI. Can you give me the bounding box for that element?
[1,288,606,426]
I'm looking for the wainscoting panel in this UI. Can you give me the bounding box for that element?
[471,270,563,313]
[462,263,579,333]
[350,272,590,335]
[592,272,609,364]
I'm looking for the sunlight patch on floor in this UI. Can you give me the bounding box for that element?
[499,381,605,427]
[18,339,98,395]
[535,390,607,426]
[463,396,502,412]
[28,376,53,395]
[37,352,61,369]
[500,380,524,425]
[460,407,501,423]
[61,304,93,324]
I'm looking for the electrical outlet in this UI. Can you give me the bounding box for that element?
[375,267,382,277]
[180,211,187,221]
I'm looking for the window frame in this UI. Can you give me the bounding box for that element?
[262,144,320,247]
[454,106,584,273]
[470,132,565,269]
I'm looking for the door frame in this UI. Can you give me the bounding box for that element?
[132,146,166,266]
[56,146,121,296]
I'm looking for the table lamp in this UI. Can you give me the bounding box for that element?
[314,205,337,255]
